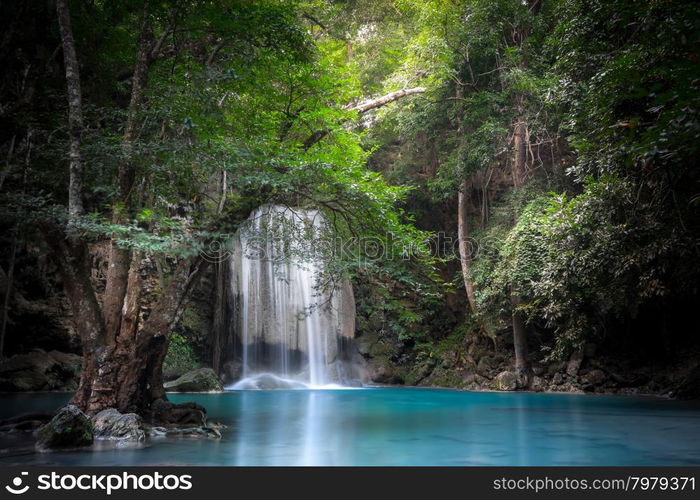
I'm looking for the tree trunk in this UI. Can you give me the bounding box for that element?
[511,291,528,377]
[0,228,19,360]
[507,0,540,382]
[51,3,208,418]
[49,235,207,415]
[511,108,530,378]
[457,179,478,314]
[102,11,154,341]
[56,0,84,218]
[211,259,226,374]
[43,229,106,409]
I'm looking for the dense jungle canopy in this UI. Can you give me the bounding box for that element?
[1,0,699,414]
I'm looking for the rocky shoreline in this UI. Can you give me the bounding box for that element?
[358,330,700,400]
[2,343,698,399]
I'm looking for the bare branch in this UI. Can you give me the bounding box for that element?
[346,87,426,114]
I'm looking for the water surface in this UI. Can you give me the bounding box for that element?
[1,388,699,466]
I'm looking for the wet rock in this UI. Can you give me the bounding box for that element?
[151,399,207,426]
[231,373,308,390]
[165,426,221,439]
[581,369,606,388]
[147,426,168,437]
[164,368,223,392]
[495,371,518,391]
[92,409,145,441]
[344,378,364,388]
[36,405,93,450]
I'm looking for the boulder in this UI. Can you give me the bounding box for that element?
[547,361,566,376]
[530,376,546,392]
[36,405,93,450]
[7,370,49,391]
[581,369,606,387]
[367,362,403,384]
[151,399,207,426]
[164,426,221,439]
[553,372,564,385]
[0,349,82,391]
[2,349,56,373]
[476,356,493,377]
[494,371,518,391]
[164,368,223,392]
[531,362,545,376]
[47,350,82,370]
[92,409,145,441]
[440,350,458,368]
[566,349,584,377]
[230,373,307,390]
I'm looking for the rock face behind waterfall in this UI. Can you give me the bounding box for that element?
[227,205,359,387]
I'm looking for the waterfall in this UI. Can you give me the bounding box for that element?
[226,204,356,389]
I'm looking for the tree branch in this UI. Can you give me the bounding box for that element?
[346,86,426,114]
[303,87,427,150]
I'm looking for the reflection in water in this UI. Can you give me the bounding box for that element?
[1,389,700,466]
[233,390,345,465]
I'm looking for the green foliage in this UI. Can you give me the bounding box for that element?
[4,0,699,376]
[164,333,200,377]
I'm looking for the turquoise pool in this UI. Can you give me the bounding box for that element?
[1,388,699,466]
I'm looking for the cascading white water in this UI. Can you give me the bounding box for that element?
[227,205,355,389]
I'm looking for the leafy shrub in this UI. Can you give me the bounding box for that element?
[163,333,200,380]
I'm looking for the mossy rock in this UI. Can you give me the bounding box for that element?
[164,368,224,392]
[36,405,93,450]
